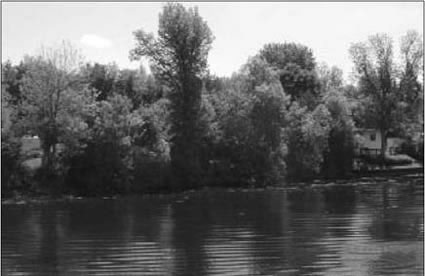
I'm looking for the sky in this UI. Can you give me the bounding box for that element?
[2,2,423,81]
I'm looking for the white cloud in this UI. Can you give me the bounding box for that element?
[80,34,112,49]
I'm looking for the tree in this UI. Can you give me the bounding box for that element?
[398,30,423,138]
[81,62,119,101]
[285,102,331,179]
[18,41,86,177]
[115,69,141,108]
[200,57,290,185]
[242,57,289,182]
[259,42,319,108]
[141,74,165,105]
[65,94,135,195]
[349,31,423,160]
[322,88,355,178]
[399,30,423,103]
[317,62,344,95]
[317,63,355,177]
[130,3,214,187]
[201,75,254,184]
[1,131,23,193]
[1,61,27,106]
[1,86,24,192]
[350,33,397,161]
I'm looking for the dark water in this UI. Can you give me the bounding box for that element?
[2,175,424,276]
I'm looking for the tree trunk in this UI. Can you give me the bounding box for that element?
[41,144,54,172]
[169,76,203,188]
[380,129,387,165]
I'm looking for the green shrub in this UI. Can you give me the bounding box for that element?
[1,133,26,196]
[401,139,424,163]
[133,157,172,192]
[362,153,415,166]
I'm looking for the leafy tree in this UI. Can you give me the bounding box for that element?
[317,62,344,95]
[243,57,289,182]
[322,88,355,177]
[202,57,289,184]
[82,63,161,109]
[1,87,24,192]
[131,98,172,190]
[131,97,170,155]
[285,103,331,179]
[259,42,319,108]
[399,30,423,103]
[317,63,355,177]
[398,30,423,138]
[141,74,165,105]
[66,94,135,194]
[1,131,23,194]
[254,44,333,180]
[349,31,423,160]
[203,84,255,184]
[203,73,226,94]
[17,41,86,177]
[81,63,119,101]
[130,3,214,187]
[2,61,29,134]
[115,68,149,109]
[1,61,27,106]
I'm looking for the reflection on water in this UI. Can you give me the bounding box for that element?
[2,175,423,275]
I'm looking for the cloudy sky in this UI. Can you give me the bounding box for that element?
[2,2,423,81]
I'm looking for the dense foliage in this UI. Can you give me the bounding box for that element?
[1,3,422,196]
[130,3,214,187]
[349,31,423,159]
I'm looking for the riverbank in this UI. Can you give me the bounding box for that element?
[2,170,423,205]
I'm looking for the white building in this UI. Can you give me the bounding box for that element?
[354,129,405,155]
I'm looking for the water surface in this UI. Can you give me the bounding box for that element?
[2,175,423,275]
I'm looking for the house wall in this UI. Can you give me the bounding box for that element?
[1,106,12,132]
[387,137,404,153]
[357,129,382,150]
[356,129,405,154]
[21,137,41,154]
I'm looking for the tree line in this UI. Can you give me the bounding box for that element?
[2,3,423,196]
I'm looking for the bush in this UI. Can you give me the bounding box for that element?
[65,141,131,196]
[362,153,415,166]
[1,133,27,196]
[401,139,424,163]
[133,156,172,192]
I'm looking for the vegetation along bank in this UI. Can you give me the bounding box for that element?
[2,3,423,198]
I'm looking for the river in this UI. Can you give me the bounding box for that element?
[2,175,423,275]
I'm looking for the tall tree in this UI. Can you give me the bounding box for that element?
[399,30,423,103]
[350,34,396,161]
[19,41,86,175]
[237,57,289,183]
[398,30,423,138]
[285,102,331,179]
[259,42,319,107]
[317,63,355,177]
[130,3,214,187]
[349,31,423,160]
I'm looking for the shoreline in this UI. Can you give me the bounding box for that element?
[2,171,423,205]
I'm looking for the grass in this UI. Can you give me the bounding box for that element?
[384,154,415,166]
[22,158,42,170]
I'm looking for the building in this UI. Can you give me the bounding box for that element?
[354,128,405,156]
